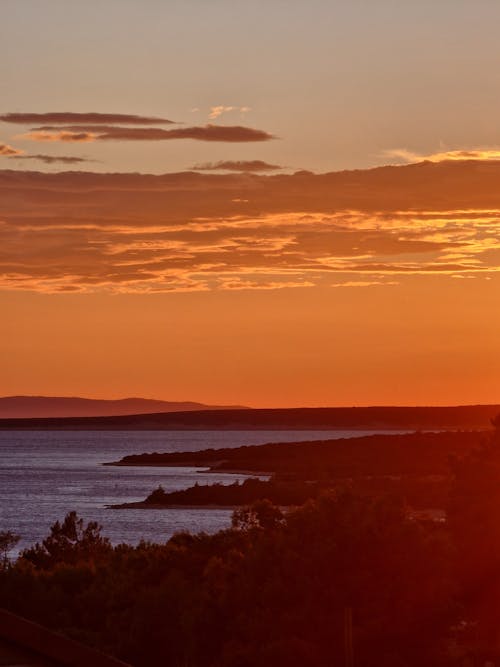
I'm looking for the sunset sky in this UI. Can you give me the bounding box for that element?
[1,0,500,407]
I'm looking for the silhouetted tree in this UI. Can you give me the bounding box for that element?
[21,511,111,569]
[0,531,20,569]
[232,498,284,530]
[448,415,500,649]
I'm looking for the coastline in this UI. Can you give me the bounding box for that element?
[103,460,224,468]
[108,501,241,510]
[103,461,272,476]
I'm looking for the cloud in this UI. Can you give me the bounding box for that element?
[20,131,97,142]
[0,112,174,125]
[96,125,274,142]
[384,147,500,163]
[30,125,141,132]
[20,125,274,143]
[1,160,499,293]
[0,143,23,156]
[209,106,250,119]
[8,154,92,164]
[331,280,399,288]
[191,160,282,172]
[219,279,313,290]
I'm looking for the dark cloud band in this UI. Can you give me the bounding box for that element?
[96,125,275,142]
[0,112,174,125]
[8,154,91,164]
[21,124,275,143]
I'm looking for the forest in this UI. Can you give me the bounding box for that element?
[113,430,488,512]
[1,421,500,666]
[139,477,323,508]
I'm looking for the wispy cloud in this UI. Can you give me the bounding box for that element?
[8,154,92,164]
[0,112,174,125]
[384,147,500,163]
[219,278,314,290]
[191,160,282,172]
[97,125,273,142]
[208,106,250,120]
[20,131,97,142]
[19,125,274,143]
[0,143,23,156]
[331,280,399,288]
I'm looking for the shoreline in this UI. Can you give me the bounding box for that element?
[103,460,223,468]
[103,461,272,476]
[109,501,242,510]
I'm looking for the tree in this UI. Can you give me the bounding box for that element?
[21,511,111,569]
[0,531,20,569]
[492,414,500,432]
[448,415,500,648]
[232,498,284,531]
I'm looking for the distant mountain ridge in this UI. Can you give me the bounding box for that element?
[0,396,247,419]
[0,404,498,431]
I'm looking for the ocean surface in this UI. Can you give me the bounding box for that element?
[0,429,403,555]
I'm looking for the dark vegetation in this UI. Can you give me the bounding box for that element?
[142,477,322,507]
[0,531,20,569]
[116,430,484,511]
[2,422,500,665]
[113,430,483,475]
[0,404,498,430]
[137,474,447,512]
[0,496,457,666]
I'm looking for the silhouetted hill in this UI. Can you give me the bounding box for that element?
[0,396,246,419]
[112,430,488,511]
[0,404,498,430]
[111,429,483,476]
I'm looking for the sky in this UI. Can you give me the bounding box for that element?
[1,0,500,407]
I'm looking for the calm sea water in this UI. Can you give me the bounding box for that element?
[0,430,402,554]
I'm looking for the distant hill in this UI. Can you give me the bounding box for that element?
[0,404,498,430]
[0,396,247,419]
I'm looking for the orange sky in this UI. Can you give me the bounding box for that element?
[1,1,500,406]
[1,162,499,406]
[2,276,499,407]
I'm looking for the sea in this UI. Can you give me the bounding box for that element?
[0,429,405,555]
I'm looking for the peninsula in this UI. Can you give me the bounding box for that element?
[108,429,489,511]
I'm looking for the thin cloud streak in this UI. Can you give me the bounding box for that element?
[8,154,92,164]
[384,147,500,163]
[19,125,274,143]
[20,131,97,142]
[219,279,314,290]
[192,160,283,172]
[94,125,273,142]
[331,280,400,288]
[0,112,174,125]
